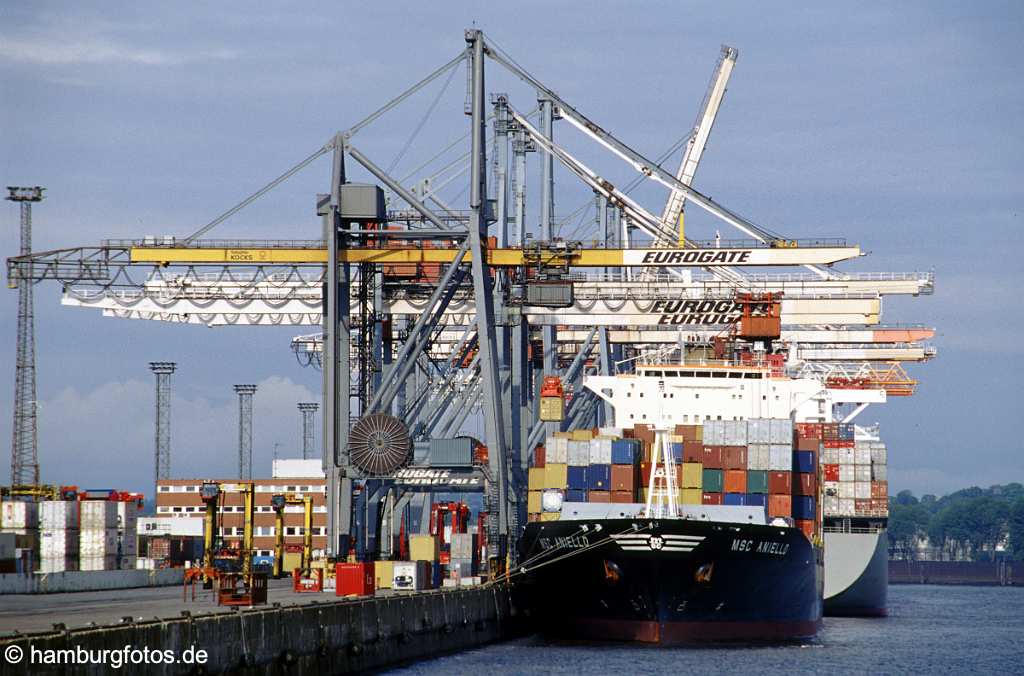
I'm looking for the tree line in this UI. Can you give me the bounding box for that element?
[888,483,1024,561]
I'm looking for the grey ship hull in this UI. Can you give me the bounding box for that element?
[823,529,888,616]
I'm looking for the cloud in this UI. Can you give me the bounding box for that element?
[0,37,238,66]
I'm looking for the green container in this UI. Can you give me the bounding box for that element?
[746,470,768,494]
[702,469,723,493]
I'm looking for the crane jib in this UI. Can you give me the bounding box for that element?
[638,250,751,265]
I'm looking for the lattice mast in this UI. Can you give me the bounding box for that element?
[149,362,176,483]
[7,186,44,487]
[298,402,318,460]
[235,385,257,479]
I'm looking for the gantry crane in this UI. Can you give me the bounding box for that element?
[270,492,313,579]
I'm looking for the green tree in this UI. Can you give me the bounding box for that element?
[895,490,918,506]
[1009,497,1024,562]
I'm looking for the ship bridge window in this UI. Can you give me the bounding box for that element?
[744,373,761,379]
[695,371,711,378]
[712,372,727,379]
[728,372,743,379]
[648,370,662,378]
[663,370,679,378]
[680,371,695,377]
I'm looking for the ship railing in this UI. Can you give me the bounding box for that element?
[823,524,886,534]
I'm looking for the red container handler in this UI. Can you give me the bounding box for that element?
[335,563,375,597]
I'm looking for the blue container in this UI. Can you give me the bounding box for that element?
[723,492,746,506]
[669,442,684,464]
[793,496,816,520]
[567,466,588,490]
[745,493,767,508]
[611,439,637,465]
[587,464,612,490]
[838,423,855,440]
[793,451,816,474]
[431,562,443,589]
[566,489,587,502]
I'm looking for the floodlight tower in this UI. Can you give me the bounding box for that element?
[297,402,318,460]
[7,186,45,487]
[149,362,177,484]
[234,385,257,479]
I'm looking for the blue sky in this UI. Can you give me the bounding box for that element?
[0,1,1021,497]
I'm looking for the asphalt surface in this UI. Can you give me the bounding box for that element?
[0,578,338,635]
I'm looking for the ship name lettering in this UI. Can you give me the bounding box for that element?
[731,538,753,552]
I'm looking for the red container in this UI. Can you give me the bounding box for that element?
[675,425,700,442]
[871,498,889,512]
[768,494,792,518]
[823,464,840,482]
[795,423,822,440]
[722,446,747,470]
[854,498,873,514]
[794,472,817,497]
[336,563,374,597]
[702,492,723,505]
[821,423,840,440]
[723,469,747,493]
[640,462,651,486]
[589,491,611,503]
[533,445,546,468]
[700,446,723,470]
[824,439,855,448]
[768,471,792,494]
[683,441,703,463]
[795,519,815,540]
[795,436,820,452]
[296,568,324,593]
[611,490,634,504]
[871,481,888,499]
[611,465,636,492]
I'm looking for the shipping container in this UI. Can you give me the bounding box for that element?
[702,492,723,505]
[822,447,840,464]
[587,464,612,490]
[747,418,769,444]
[540,513,559,522]
[682,441,704,463]
[747,443,770,471]
[567,466,588,490]
[567,441,590,466]
[870,445,888,465]
[611,465,636,492]
[700,445,724,469]
[80,528,118,557]
[873,464,888,482]
[768,471,792,494]
[823,495,840,515]
[854,446,871,465]
[823,480,839,497]
[599,427,624,437]
[79,555,117,572]
[611,491,634,504]
[839,498,856,516]
[823,464,840,482]
[1,501,38,529]
[795,423,822,439]
[854,481,872,499]
[588,491,610,503]
[770,419,793,444]
[723,493,746,506]
[547,437,568,464]
[767,494,792,518]
[722,446,747,470]
[429,438,474,466]
[746,470,768,494]
[544,463,568,488]
[409,534,439,562]
[795,519,815,540]
[855,465,872,482]
[792,496,816,521]
[527,491,542,513]
[611,439,640,465]
[393,561,431,591]
[680,463,702,489]
[839,464,855,483]
[794,436,819,452]
[680,489,702,505]
[768,445,791,471]
[838,447,856,465]
[854,498,874,515]
[703,420,724,445]
[450,534,475,560]
[723,469,747,493]
[337,562,376,596]
[571,429,593,441]
[745,494,767,508]
[40,501,79,530]
[528,468,545,491]
[566,489,587,502]
[533,446,546,468]
[40,529,79,558]
[40,556,77,573]
[724,420,748,446]
[589,438,613,465]
[794,472,816,497]
[702,469,724,493]
[792,451,816,474]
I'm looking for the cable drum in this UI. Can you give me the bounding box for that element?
[349,413,411,474]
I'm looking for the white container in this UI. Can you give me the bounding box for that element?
[724,420,747,446]
[1,501,38,529]
[822,481,839,497]
[747,419,770,444]
[838,447,856,465]
[80,528,118,557]
[41,529,80,557]
[81,502,119,530]
[135,557,156,570]
[546,437,568,464]
[392,561,426,591]
[450,533,473,560]
[768,445,791,471]
[871,446,888,464]
[40,501,79,530]
[747,444,769,470]
[703,420,724,445]
[855,481,871,499]
[855,465,872,482]
[838,481,855,499]
[854,447,871,465]
[839,464,855,482]
[769,419,793,444]
[598,427,623,437]
[872,464,888,482]
[567,441,589,466]
[823,495,840,515]
[589,438,613,465]
[839,498,856,516]
[80,554,117,571]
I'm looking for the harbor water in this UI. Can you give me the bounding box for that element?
[389,585,1023,674]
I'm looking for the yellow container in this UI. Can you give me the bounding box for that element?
[528,467,545,491]
[374,560,394,589]
[670,434,685,443]
[680,488,703,505]
[540,512,560,522]
[680,462,703,489]
[694,426,703,442]
[527,490,542,513]
[571,429,593,441]
[540,397,564,421]
[544,463,568,488]
[409,534,439,562]
[283,552,302,572]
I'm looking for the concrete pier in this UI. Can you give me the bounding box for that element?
[0,584,518,674]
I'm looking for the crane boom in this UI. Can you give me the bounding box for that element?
[659,45,738,246]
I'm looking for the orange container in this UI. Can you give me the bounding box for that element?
[723,469,747,493]
[795,519,815,540]
[611,465,636,492]
[611,490,634,504]
[794,472,816,497]
[588,491,611,503]
[767,494,792,518]
[335,564,373,597]
[722,446,747,470]
[701,492,723,505]
[768,471,792,494]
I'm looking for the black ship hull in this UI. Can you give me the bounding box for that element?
[517,517,823,644]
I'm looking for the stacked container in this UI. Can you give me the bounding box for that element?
[40,500,79,572]
[79,501,119,571]
[116,501,139,569]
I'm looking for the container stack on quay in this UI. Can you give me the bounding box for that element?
[0,500,39,573]
[116,500,139,569]
[335,532,483,597]
[527,419,829,541]
[40,500,80,573]
[79,501,119,571]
